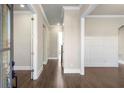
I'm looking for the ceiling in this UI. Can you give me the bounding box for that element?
[42,4,79,25]
[14,4,124,25]
[14,4,31,11]
[91,4,124,15]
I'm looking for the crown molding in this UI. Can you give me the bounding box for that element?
[14,11,32,14]
[79,4,83,9]
[30,4,50,26]
[81,4,98,17]
[63,6,80,10]
[39,5,50,26]
[86,15,124,18]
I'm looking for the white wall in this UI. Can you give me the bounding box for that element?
[85,17,124,67]
[63,8,81,73]
[48,26,62,59]
[14,5,50,80]
[43,26,49,64]
[48,26,58,58]
[14,12,32,70]
[31,5,50,79]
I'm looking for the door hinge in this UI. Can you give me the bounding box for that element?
[31,69,34,72]
[31,18,34,21]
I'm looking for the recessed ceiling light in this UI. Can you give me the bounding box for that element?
[20,4,25,8]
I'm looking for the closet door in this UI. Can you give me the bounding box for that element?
[0,5,13,88]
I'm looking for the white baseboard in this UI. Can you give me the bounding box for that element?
[48,57,58,60]
[43,59,48,65]
[84,65,119,67]
[119,60,124,64]
[14,66,31,70]
[80,69,85,75]
[64,68,80,74]
[43,61,47,65]
[84,64,119,67]
[36,65,43,79]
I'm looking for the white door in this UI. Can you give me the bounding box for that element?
[31,17,33,79]
[30,14,37,80]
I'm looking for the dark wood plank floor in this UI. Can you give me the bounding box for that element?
[15,60,124,88]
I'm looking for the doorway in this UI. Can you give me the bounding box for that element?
[58,30,63,70]
[118,25,124,64]
[13,4,36,81]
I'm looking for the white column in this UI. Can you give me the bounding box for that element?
[32,14,38,80]
[80,18,85,75]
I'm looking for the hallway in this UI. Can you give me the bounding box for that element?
[16,60,124,88]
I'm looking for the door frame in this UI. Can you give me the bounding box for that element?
[28,5,38,80]
[80,5,97,75]
[80,18,85,75]
[31,14,37,80]
[13,5,37,80]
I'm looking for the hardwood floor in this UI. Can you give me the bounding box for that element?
[15,60,124,88]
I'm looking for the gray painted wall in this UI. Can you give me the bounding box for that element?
[48,27,58,58]
[14,13,32,69]
[48,26,63,58]
[63,8,81,72]
[85,17,124,67]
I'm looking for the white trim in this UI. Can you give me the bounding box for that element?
[48,57,58,60]
[26,4,38,80]
[35,65,43,80]
[29,5,49,80]
[30,5,49,26]
[85,65,119,67]
[14,11,32,14]
[32,14,38,80]
[80,18,85,75]
[43,61,47,65]
[63,6,80,10]
[64,69,80,73]
[81,5,98,17]
[119,60,124,64]
[40,5,50,26]
[87,15,124,18]
[14,66,31,70]
[80,5,97,75]
[27,4,36,14]
[43,59,48,65]
[30,4,37,13]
